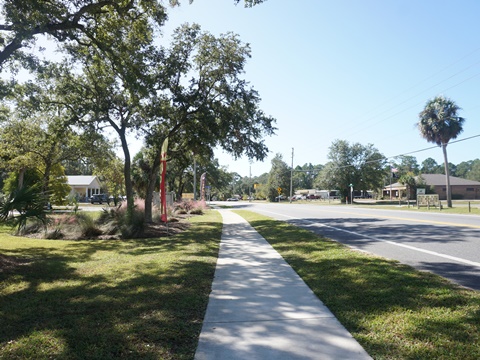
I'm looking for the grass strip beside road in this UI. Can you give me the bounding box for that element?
[235,210,480,360]
[0,210,222,360]
[355,204,480,215]
[288,199,480,215]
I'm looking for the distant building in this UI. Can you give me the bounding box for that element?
[294,189,340,199]
[419,174,480,200]
[383,174,480,200]
[66,176,102,201]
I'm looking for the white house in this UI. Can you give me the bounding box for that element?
[66,176,102,201]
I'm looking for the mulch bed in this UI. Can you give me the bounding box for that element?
[141,220,191,238]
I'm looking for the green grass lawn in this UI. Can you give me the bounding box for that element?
[0,210,222,360]
[235,210,480,360]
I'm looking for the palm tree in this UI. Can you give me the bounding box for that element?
[418,96,465,207]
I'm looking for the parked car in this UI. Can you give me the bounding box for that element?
[291,195,306,200]
[90,194,109,204]
[226,197,239,201]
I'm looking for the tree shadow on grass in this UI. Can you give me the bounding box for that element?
[0,220,222,359]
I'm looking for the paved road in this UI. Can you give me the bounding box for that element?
[220,202,480,291]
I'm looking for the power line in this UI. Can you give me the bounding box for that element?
[352,47,480,123]
[448,133,480,145]
[342,49,480,138]
[344,70,480,139]
[288,133,480,173]
[388,133,480,160]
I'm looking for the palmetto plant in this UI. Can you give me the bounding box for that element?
[418,96,465,207]
[0,185,48,231]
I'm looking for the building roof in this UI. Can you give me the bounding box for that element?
[383,182,406,190]
[418,174,480,186]
[66,175,100,187]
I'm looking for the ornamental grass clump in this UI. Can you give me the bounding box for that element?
[96,199,145,239]
[190,201,208,215]
[152,204,176,222]
[174,199,208,215]
[76,212,102,238]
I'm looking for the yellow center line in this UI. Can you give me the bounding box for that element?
[317,209,480,229]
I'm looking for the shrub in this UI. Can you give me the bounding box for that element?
[175,199,193,213]
[45,228,64,239]
[75,213,103,238]
[18,219,47,236]
[67,193,80,213]
[175,199,208,214]
[97,199,145,239]
[120,208,145,238]
[152,204,174,223]
[0,185,48,231]
[190,208,204,215]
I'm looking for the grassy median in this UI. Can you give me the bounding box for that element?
[236,210,480,360]
[0,210,222,360]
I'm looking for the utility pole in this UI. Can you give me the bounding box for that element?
[249,163,252,202]
[289,147,294,203]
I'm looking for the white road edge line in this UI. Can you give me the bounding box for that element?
[259,209,480,269]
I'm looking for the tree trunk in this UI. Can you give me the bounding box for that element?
[119,131,135,220]
[43,159,52,195]
[17,168,25,190]
[144,183,154,223]
[177,180,185,200]
[144,152,161,223]
[442,144,452,208]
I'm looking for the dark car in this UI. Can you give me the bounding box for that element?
[90,194,109,204]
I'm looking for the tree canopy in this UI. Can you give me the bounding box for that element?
[266,154,290,201]
[0,0,168,71]
[0,0,275,223]
[135,23,276,221]
[0,0,267,72]
[315,140,386,201]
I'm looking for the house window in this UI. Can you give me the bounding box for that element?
[467,188,474,191]
[442,188,446,191]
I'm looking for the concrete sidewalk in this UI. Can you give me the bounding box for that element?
[195,210,372,360]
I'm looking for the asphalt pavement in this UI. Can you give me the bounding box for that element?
[194,209,371,360]
[240,201,480,291]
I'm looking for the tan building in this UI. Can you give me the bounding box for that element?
[419,174,480,200]
[383,174,480,200]
[382,182,406,199]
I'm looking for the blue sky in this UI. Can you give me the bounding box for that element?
[156,0,480,178]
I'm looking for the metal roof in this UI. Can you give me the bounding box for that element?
[418,174,480,186]
[66,175,100,187]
